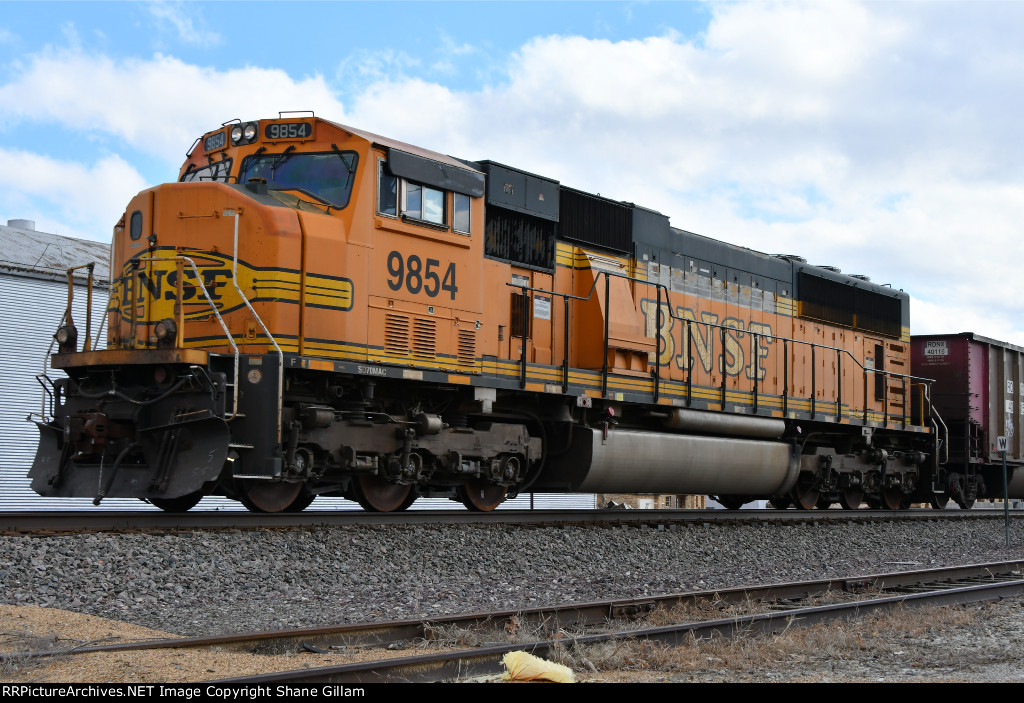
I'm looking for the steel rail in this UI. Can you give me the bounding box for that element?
[24,561,1024,666]
[212,567,1024,684]
[1,507,1017,535]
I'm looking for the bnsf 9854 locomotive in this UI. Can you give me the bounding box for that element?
[31,114,980,512]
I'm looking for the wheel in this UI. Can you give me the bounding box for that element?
[238,479,304,513]
[951,480,976,510]
[458,478,507,511]
[930,493,949,509]
[955,496,976,510]
[717,496,746,510]
[351,474,415,512]
[767,496,792,510]
[396,488,419,511]
[838,488,864,510]
[284,486,316,512]
[792,475,820,510]
[880,486,905,510]
[149,491,203,513]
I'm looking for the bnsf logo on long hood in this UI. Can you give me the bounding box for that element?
[111,250,353,321]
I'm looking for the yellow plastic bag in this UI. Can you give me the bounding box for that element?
[501,650,576,683]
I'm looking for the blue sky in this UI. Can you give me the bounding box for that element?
[2,1,1024,343]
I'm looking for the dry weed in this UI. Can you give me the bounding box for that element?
[560,601,981,677]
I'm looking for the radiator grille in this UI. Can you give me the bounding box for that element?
[385,314,409,355]
[457,329,476,367]
[412,318,436,359]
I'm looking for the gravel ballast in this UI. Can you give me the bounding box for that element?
[3,517,1024,637]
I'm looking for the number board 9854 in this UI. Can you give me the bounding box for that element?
[387,251,458,300]
[264,122,313,140]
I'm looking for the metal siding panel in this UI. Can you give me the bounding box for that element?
[1017,352,1024,460]
[969,337,986,427]
[0,275,112,510]
[987,342,998,455]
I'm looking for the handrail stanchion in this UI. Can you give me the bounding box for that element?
[811,343,817,419]
[562,296,570,394]
[752,331,759,414]
[863,367,869,423]
[720,325,727,409]
[836,348,842,420]
[783,338,789,416]
[602,273,610,397]
[520,284,529,389]
[883,372,889,427]
[227,210,283,439]
[654,285,661,402]
[686,319,693,407]
[175,259,185,349]
[83,263,94,352]
[901,375,907,429]
[129,266,138,348]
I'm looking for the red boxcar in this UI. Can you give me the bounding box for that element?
[912,332,1024,505]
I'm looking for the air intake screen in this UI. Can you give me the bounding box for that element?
[798,273,902,338]
[558,188,632,253]
[484,207,555,270]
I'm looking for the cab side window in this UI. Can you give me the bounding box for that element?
[453,194,470,234]
[404,182,445,225]
[377,160,398,217]
[377,158,471,235]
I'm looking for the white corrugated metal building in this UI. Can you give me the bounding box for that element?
[0,220,594,511]
[0,219,123,510]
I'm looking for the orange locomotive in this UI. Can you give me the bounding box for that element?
[30,113,942,512]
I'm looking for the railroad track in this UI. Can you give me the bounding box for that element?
[2,507,1016,536]
[24,560,1024,683]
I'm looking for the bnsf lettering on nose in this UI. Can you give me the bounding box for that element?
[133,268,233,301]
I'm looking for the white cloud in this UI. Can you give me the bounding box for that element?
[0,148,149,241]
[2,1,1023,343]
[335,49,422,96]
[438,33,475,57]
[147,1,221,47]
[339,1,1024,343]
[0,49,346,167]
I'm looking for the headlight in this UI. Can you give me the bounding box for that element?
[154,318,177,345]
[230,125,244,145]
[54,325,78,353]
[243,122,258,142]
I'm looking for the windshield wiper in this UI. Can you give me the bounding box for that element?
[271,145,296,176]
[331,144,357,181]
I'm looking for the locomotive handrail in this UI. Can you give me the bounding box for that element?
[37,263,113,423]
[64,263,96,352]
[136,254,243,422]
[37,307,67,423]
[224,208,284,442]
[52,234,278,436]
[919,382,950,466]
[32,373,56,422]
[511,267,935,429]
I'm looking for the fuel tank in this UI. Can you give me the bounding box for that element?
[538,427,799,496]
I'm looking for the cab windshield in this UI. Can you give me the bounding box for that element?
[180,159,233,183]
[239,151,358,209]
